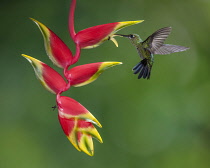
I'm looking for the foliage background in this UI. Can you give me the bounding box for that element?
[1,0,210,167]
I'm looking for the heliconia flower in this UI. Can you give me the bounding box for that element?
[57,96,102,156]
[30,18,73,69]
[66,62,122,87]
[22,54,67,94]
[74,21,144,49]
[69,0,144,49]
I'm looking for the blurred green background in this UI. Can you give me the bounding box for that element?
[1,0,210,167]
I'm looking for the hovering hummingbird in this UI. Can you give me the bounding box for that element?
[115,27,189,79]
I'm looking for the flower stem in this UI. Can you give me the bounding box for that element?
[63,67,71,92]
[69,0,76,40]
[72,43,81,64]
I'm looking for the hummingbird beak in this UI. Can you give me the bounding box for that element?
[114,34,131,38]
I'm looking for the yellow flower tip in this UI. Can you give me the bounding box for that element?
[29,17,40,25]
[67,136,82,152]
[21,54,32,60]
[29,18,43,27]
[21,54,31,64]
[21,54,40,64]
[87,127,103,143]
[131,20,145,24]
[89,153,94,156]
[92,119,102,128]
[100,62,123,71]
[21,53,28,58]
[116,20,144,31]
[85,150,94,157]
[98,139,103,144]
[85,151,94,157]
[93,131,103,143]
[79,135,94,156]
[29,18,50,37]
[121,20,144,25]
[29,17,35,22]
[84,148,94,156]
[136,20,144,23]
[21,54,33,63]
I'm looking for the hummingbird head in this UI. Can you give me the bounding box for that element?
[115,34,142,45]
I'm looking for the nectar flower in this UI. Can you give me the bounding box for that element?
[22,0,143,157]
[57,96,102,156]
[74,21,144,49]
[30,18,73,69]
[22,54,67,94]
[69,0,144,49]
[66,62,122,87]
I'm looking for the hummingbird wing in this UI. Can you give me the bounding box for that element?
[142,27,172,53]
[154,44,190,55]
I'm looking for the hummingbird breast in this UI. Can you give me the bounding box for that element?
[137,43,151,60]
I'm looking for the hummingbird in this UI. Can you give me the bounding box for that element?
[115,27,189,79]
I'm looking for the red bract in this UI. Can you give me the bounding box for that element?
[57,96,101,127]
[31,18,73,69]
[69,0,144,49]
[74,21,143,49]
[22,54,67,94]
[66,62,122,87]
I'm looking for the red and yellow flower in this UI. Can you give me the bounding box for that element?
[22,0,143,156]
[69,0,144,50]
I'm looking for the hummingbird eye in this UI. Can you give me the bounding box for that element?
[129,34,135,38]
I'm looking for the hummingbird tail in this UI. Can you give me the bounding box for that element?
[132,59,151,79]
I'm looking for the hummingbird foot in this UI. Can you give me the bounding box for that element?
[132,59,151,79]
